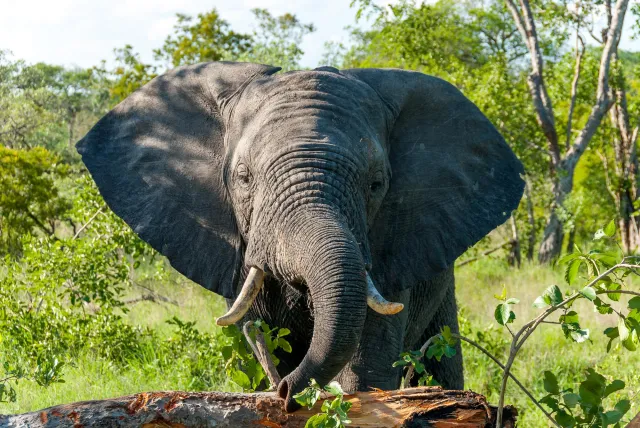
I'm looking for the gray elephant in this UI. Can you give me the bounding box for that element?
[76,62,524,411]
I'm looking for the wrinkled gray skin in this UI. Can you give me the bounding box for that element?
[77,62,524,412]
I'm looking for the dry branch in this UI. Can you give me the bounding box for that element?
[0,387,517,427]
[456,240,516,267]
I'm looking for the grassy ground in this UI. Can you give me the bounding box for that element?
[1,258,639,426]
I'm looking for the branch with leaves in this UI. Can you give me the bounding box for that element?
[396,220,638,427]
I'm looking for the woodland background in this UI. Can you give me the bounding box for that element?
[1,1,640,426]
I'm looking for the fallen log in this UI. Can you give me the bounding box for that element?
[0,387,517,427]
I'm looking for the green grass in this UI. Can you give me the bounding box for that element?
[2,258,639,426]
[456,258,640,426]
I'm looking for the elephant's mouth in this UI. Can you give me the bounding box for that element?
[215,267,403,326]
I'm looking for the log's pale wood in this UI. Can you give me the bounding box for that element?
[0,387,517,427]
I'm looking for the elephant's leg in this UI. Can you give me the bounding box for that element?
[411,285,463,390]
[335,288,411,392]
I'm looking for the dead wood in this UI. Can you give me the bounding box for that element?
[0,387,517,427]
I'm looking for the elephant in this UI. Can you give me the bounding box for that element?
[76,62,524,412]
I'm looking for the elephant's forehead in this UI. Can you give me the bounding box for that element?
[230,71,389,147]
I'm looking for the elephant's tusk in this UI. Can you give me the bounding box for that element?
[366,273,404,315]
[216,267,265,326]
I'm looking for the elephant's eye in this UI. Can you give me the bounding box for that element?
[370,180,384,193]
[236,163,252,188]
[370,171,385,194]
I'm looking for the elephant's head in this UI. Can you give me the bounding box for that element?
[77,62,524,410]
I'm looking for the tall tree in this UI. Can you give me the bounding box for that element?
[153,9,252,67]
[504,0,631,261]
[232,9,315,71]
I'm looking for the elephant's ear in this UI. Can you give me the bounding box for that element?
[77,62,281,299]
[344,68,524,293]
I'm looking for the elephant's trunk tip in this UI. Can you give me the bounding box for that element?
[277,378,298,412]
[215,267,265,326]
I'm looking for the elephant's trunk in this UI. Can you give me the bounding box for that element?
[275,208,368,412]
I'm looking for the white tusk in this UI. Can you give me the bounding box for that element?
[216,267,265,326]
[366,273,404,315]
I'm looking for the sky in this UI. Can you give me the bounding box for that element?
[0,0,365,69]
[1,0,638,70]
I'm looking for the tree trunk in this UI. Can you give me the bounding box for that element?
[610,85,640,254]
[566,226,576,254]
[524,177,536,262]
[67,111,76,150]
[539,213,563,262]
[0,387,517,428]
[507,216,521,267]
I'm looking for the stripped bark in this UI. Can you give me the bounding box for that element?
[243,321,282,390]
[505,0,630,262]
[0,388,517,428]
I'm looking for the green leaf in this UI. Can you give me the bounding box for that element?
[543,371,560,395]
[443,345,457,358]
[605,283,622,302]
[590,251,619,266]
[540,395,559,411]
[558,253,580,265]
[231,370,251,390]
[604,219,616,237]
[579,369,607,406]
[554,410,575,428]
[305,413,329,428]
[494,285,507,301]
[594,229,607,240]
[622,330,637,351]
[533,296,550,308]
[569,328,590,343]
[618,318,630,342]
[494,303,515,325]
[441,325,454,344]
[604,380,625,398]
[562,393,580,408]
[565,259,581,285]
[603,399,631,425]
[324,381,344,396]
[505,297,520,304]
[580,286,597,301]
[628,297,640,310]
[277,328,291,337]
[278,338,292,353]
[544,285,564,306]
[221,345,233,360]
[560,311,579,325]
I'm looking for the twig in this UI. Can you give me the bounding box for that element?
[456,240,515,267]
[73,206,105,240]
[122,294,179,306]
[597,289,640,297]
[243,321,281,390]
